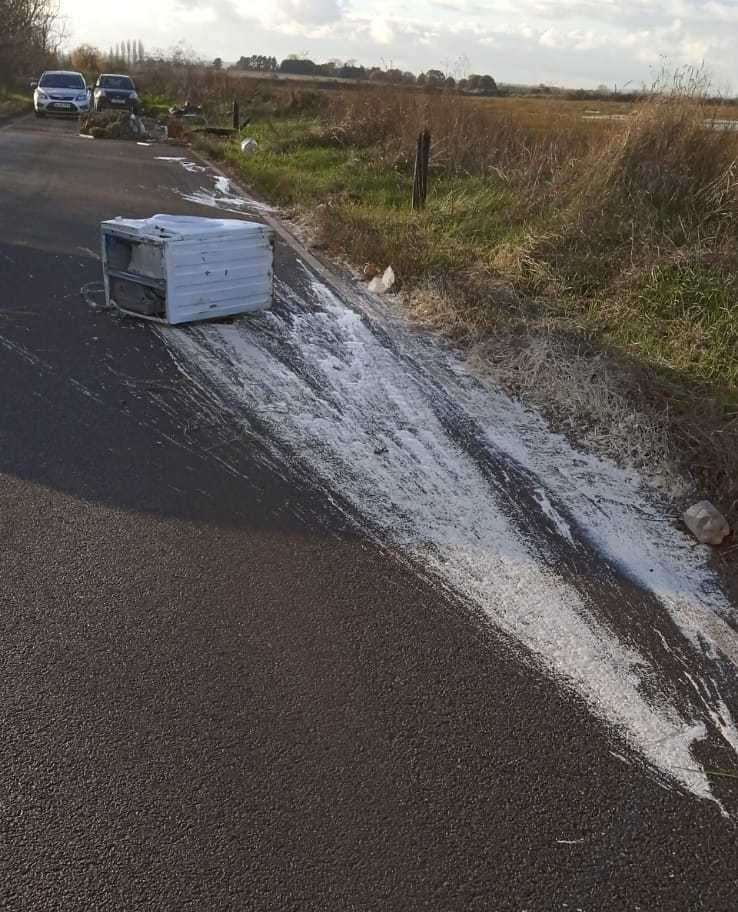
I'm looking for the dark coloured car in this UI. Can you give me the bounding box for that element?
[93,74,141,113]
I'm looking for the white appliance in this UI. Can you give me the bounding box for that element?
[100,214,274,325]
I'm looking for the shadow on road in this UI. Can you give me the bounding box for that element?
[0,238,352,539]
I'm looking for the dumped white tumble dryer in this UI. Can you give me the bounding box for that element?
[100,214,274,325]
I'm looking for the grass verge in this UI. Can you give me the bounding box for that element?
[0,91,31,119]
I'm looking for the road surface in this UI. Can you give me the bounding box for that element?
[1,113,737,910]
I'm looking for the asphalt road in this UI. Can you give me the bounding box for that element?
[1,112,737,911]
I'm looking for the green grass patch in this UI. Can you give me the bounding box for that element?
[201,117,518,278]
[589,264,738,396]
[140,93,174,117]
[0,91,31,118]
[218,118,410,208]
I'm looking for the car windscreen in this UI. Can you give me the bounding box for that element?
[99,76,134,90]
[39,73,85,89]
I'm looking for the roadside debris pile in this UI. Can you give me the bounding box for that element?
[80,110,151,141]
[168,100,205,123]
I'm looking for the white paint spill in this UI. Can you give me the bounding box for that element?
[160,270,738,809]
[154,156,205,172]
[214,175,232,194]
[208,174,274,213]
[534,488,574,545]
[156,156,275,214]
[177,185,275,215]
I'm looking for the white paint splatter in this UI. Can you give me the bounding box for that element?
[154,156,206,173]
[214,175,232,195]
[160,270,738,809]
[534,488,575,544]
[177,185,274,215]
[156,160,276,215]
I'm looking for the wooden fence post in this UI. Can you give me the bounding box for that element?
[232,99,240,130]
[412,129,431,210]
[421,129,431,206]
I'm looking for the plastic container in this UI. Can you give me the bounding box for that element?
[683,501,730,545]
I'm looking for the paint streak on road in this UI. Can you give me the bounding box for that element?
[157,215,738,811]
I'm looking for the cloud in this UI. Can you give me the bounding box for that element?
[369,17,395,44]
[273,0,348,25]
[63,0,738,91]
[538,28,561,48]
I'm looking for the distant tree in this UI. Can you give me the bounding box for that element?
[466,73,497,95]
[339,64,366,80]
[416,72,427,86]
[169,41,199,65]
[425,69,445,86]
[71,44,102,72]
[401,71,416,84]
[236,54,277,72]
[137,40,145,63]
[126,39,132,65]
[279,57,318,76]
[212,57,223,69]
[445,75,456,89]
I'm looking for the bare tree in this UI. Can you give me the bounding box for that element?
[0,0,64,83]
[71,44,102,73]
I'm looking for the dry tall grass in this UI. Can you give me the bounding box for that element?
[321,88,599,183]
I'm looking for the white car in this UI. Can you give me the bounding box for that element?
[32,70,90,117]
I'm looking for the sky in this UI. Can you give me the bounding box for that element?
[59,0,738,90]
